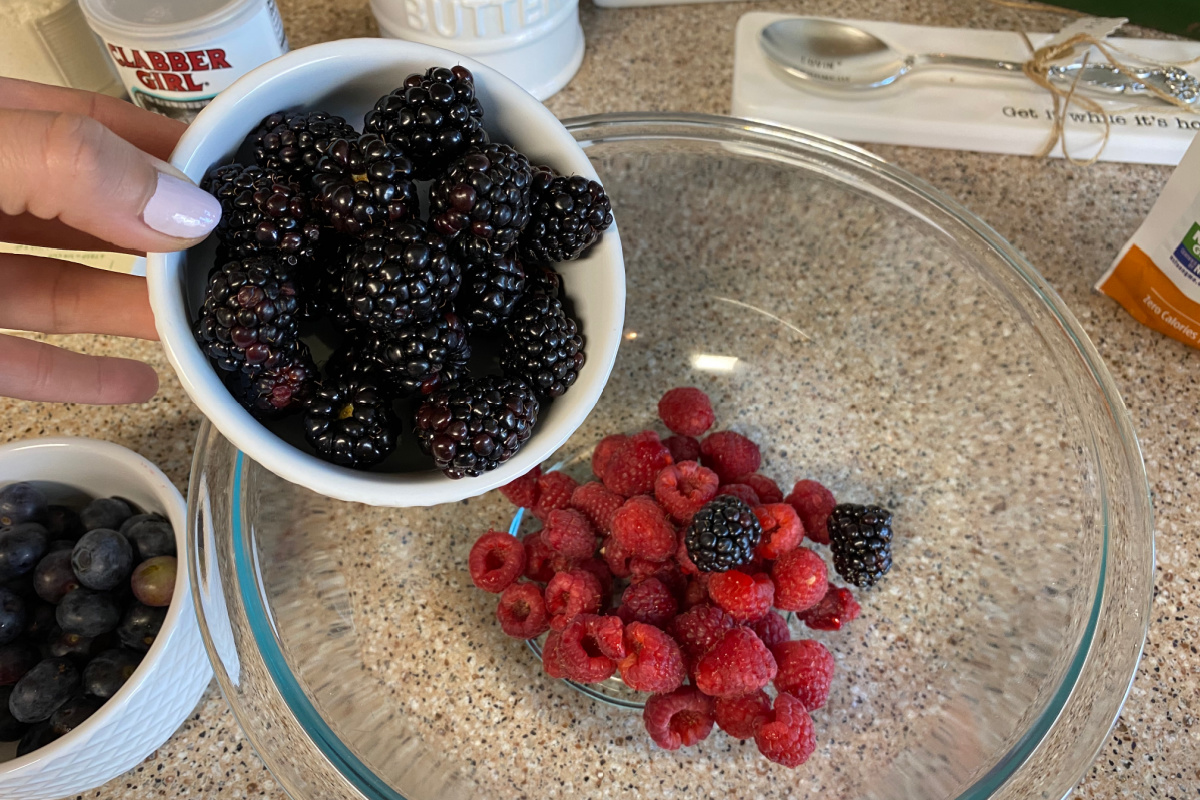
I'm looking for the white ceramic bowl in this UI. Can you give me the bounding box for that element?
[0,438,212,800]
[147,38,625,508]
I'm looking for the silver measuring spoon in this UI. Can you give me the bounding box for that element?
[759,18,1199,104]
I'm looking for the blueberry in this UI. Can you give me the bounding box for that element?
[82,648,142,698]
[79,497,133,533]
[16,721,58,755]
[117,603,166,652]
[2,571,35,599]
[0,523,49,582]
[33,550,80,604]
[44,630,104,663]
[0,685,28,741]
[119,512,164,537]
[24,602,58,642]
[0,642,39,685]
[49,694,101,735]
[71,529,132,591]
[0,483,48,528]
[8,657,80,723]
[45,505,84,541]
[0,587,26,645]
[123,517,176,560]
[56,589,120,637]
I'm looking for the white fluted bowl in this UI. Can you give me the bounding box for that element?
[0,438,211,800]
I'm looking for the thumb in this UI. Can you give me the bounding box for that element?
[0,109,220,253]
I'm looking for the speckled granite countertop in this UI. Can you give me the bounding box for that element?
[4,0,1195,797]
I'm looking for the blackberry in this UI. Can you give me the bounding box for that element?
[303,380,398,468]
[826,504,893,588]
[414,376,539,479]
[311,134,419,234]
[526,263,562,299]
[499,294,585,398]
[353,313,471,397]
[364,65,488,180]
[458,252,525,330]
[248,110,358,181]
[323,337,387,389]
[202,164,320,262]
[193,256,302,375]
[429,143,532,265]
[342,221,462,331]
[518,167,613,263]
[295,233,357,327]
[221,343,317,419]
[684,496,762,573]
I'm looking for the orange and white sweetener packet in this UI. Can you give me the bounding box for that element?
[1098,133,1200,349]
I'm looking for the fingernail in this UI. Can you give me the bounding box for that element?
[142,172,221,239]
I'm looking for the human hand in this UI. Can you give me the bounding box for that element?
[0,77,220,404]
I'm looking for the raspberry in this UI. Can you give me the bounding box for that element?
[737,474,784,504]
[798,584,861,631]
[618,622,686,693]
[676,537,701,576]
[773,639,835,710]
[753,503,804,561]
[522,532,558,583]
[748,610,790,650]
[654,462,719,524]
[610,496,677,562]
[591,433,628,479]
[669,603,736,661]
[657,387,716,437]
[642,686,715,750]
[545,568,603,631]
[717,483,760,508]
[755,694,816,768]
[468,530,527,593]
[694,627,777,698]
[532,471,578,521]
[585,613,627,659]
[700,431,761,483]
[558,614,619,683]
[602,431,673,497]
[713,689,772,740]
[629,559,686,600]
[541,509,596,560]
[575,557,615,606]
[708,570,774,623]
[785,479,836,546]
[542,630,567,678]
[663,435,701,463]
[499,465,541,508]
[771,548,829,612]
[495,582,550,639]
[616,577,678,627]
[569,481,624,534]
[601,534,634,578]
[681,576,709,609]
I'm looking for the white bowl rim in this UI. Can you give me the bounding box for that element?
[146,38,625,508]
[0,437,190,775]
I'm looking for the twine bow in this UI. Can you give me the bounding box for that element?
[988,0,1200,164]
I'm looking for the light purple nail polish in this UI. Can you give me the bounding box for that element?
[142,172,221,239]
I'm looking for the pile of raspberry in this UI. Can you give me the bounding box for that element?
[468,387,864,768]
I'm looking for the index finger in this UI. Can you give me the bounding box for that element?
[0,77,185,161]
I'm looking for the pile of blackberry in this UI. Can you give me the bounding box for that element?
[194,66,613,474]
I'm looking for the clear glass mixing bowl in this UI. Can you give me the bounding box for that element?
[188,113,1153,800]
